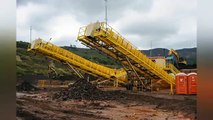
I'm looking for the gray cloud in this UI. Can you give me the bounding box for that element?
[17,0,196,49]
[17,0,153,23]
[121,19,178,37]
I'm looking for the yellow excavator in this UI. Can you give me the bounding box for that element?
[167,49,187,69]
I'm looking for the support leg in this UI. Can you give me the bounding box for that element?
[115,79,118,87]
[170,83,174,95]
[114,79,118,87]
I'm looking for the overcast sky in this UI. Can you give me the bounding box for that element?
[17,0,196,50]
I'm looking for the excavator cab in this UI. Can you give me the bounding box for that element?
[166,56,175,64]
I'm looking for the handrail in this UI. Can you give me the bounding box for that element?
[77,22,176,85]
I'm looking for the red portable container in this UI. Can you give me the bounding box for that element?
[187,72,197,94]
[175,73,187,94]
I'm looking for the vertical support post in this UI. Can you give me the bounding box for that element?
[104,0,108,30]
[141,80,143,92]
[28,26,32,49]
[30,26,32,43]
[42,80,45,88]
[170,83,174,95]
[150,79,152,92]
[150,40,152,57]
[104,0,108,37]
[87,76,90,82]
[113,78,118,87]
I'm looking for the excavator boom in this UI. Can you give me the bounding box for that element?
[168,49,187,65]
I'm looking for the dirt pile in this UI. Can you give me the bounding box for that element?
[53,79,126,100]
[151,80,170,91]
[16,81,39,92]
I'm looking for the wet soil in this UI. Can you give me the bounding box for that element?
[16,79,196,120]
[16,81,39,92]
[16,91,196,120]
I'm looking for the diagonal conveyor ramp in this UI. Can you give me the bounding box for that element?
[77,22,175,85]
[28,38,127,84]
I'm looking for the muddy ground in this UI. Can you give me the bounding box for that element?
[16,88,196,120]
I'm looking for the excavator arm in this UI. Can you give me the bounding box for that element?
[168,49,179,62]
[168,49,187,65]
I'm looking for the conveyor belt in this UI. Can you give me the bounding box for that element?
[77,22,175,85]
[28,39,127,84]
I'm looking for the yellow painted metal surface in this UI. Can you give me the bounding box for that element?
[164,63,180,74]
[77,22,176,85]
[149,57,180,74]
[28,39,127,84]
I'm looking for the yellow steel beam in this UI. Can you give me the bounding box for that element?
[28,38,127,84]
[78,34,154,80]
[164,63,181,74]
[77,22,175,85]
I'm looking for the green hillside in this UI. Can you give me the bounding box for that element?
[17,46,73,79]
[16,41,120,80]
[16,41,197,80]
